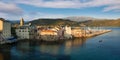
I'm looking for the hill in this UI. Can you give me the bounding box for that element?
[29,18,120,27]
[82,19,120,27]
[66,16,96,22]
[29,19,78,26]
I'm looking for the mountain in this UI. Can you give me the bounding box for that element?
[29,18,120,27]
[66,16,96,22]
[29,19,78,26]
[82,19,120,27]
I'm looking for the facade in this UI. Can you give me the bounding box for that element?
[37,29,58,41]
[16,25,36,39]
[37,26,72,41]
[39,30,57,35]
[15,18,37,39]
[0,18,11,39]
[71,28,84,38]
[64,26,72,39]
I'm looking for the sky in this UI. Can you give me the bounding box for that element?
[0,0,120,21]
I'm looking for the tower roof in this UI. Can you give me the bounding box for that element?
[20,18,24,26]
[21,18,24,21]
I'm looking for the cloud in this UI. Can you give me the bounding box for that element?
[6,0,120,12]
[0,2,23,15]
[0,2,24,20]
[103,4,120,12]
[1,0,120,12]
[0,12,66,21]
[0,0,120,20]
[23,12,66,21]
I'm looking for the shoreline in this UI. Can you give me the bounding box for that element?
[0,30,111,45]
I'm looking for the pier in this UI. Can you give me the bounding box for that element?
[72,29,111,38]
[85,30,111,37]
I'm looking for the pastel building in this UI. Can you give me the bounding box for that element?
[16,18,36,39]
[64,26,72,39]
[71,28,83,38]
[16,25,36,39]
[37,29,58,41]
[0,18,11,39]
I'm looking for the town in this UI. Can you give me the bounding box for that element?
[0,18,111,44]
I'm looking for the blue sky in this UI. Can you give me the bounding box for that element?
[0,0,120,21]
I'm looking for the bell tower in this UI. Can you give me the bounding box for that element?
[20,18,24,26]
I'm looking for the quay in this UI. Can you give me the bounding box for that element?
[0,30,111,45]
[85,30,111,37]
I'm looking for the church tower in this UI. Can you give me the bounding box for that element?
[20,18,24,26]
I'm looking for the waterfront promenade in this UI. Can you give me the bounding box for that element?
[85,30,111,37]
[0,29,111,44]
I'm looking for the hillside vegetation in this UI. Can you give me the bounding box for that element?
[83,19,120,27]
[28,18,120,27]
[29,19,78,26]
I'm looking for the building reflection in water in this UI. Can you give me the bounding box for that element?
[0,38,87,60]
[0,45,11,60]
[39,44,60,55]
[0,53,3,60]
[64,38,87,54]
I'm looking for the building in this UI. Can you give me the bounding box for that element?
[0,18,11,39]
[71,28,83,38]
[37,29,58,41]
[64,26,72,39]
[39,30,57,35]
[16,18,36,39]
[20,18,24,26]
[16,25,36,39]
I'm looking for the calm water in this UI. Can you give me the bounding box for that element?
[0,27,120,60]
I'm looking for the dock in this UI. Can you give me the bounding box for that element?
[85,30,111,37]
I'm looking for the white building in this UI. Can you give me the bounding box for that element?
[16,18,36,39]
[16,25,36,39]
[0,18,11,39]
[64,26,72,39]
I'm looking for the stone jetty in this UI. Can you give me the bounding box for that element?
[85,30,111,37]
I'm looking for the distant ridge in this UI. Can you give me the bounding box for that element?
[83,19,120,27]
[29,19,78,26]
[65,16,96,22]
[29,18,120,27]
[3,17,120,27]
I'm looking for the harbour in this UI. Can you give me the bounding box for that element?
[0,18,112,44]
[0,27,120,60]
[0,28,111,44]
[0,0,120,60]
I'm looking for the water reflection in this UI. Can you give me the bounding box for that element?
[64,38,87,54]
[65,38,87,47]
[39,44,60,55]
[0,45,12,60]
[0,53,3,60]
[0,38,87,60]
